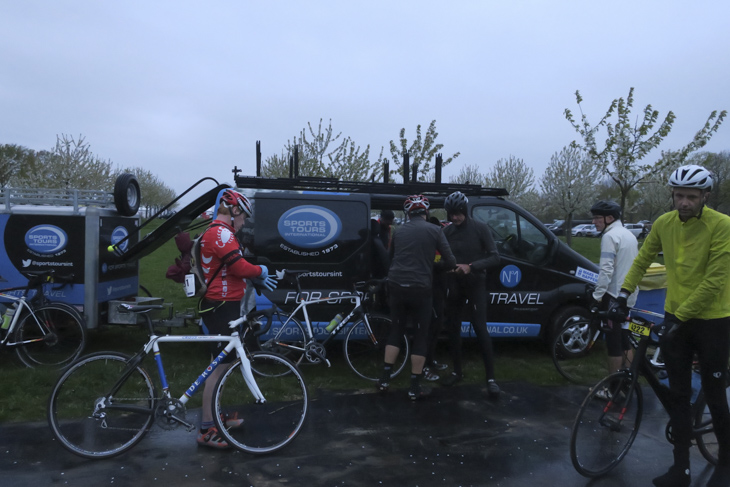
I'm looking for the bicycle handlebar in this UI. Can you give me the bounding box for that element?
[24,270,75,286]
[240,306,278,337]
[278,269,386,295]
[0,270,76,295]
[354,278,387,294]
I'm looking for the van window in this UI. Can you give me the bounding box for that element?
[473,205,550,265]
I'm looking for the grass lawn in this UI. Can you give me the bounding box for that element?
[0,223,606,423]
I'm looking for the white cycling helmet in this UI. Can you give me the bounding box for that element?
[668,165,713,190]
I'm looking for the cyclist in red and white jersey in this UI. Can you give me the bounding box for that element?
[197,189,276,449]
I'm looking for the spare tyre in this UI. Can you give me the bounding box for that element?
[114,173,141,216]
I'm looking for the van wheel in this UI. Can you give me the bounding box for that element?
[114,173,141,216]
[550,305,590,345]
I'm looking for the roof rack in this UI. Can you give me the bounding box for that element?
[233,141,508,198]
[233,175,508,198]
[0,187,116,214]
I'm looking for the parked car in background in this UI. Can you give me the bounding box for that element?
[572,224,597,237]
[549,219,592,236]
[625,223,646,238]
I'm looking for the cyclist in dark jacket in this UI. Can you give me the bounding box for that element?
[441,191,501,399]
[378,195,456,400]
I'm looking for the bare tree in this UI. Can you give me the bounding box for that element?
[389,120,460,182]
[262,119,378,181]
[0,144,32,188]
[119,167,178,216]
[633,164,674,222]
[450,157,536,208]
[449,163,485,186]
[17,134,116,190]
[540,147,600,247]
[689,151,730,214]
[484,155,535,206]
[565,87,726,214]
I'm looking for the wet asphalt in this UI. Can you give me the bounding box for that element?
[0,382,718,487]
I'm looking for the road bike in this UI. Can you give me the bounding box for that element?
[257,270,409,381]
[48,303,307,459]
[0,270,86,368]
[551,307,664,385]
[570,310,727,477]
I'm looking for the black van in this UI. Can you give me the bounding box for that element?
[236,176,599,342]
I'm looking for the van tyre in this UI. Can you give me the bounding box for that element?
[114,173,141,216]
[550,305,591,348]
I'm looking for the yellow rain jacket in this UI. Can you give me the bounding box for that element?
[622,207,730,322]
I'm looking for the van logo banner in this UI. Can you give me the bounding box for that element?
[499,264,521,288]
[25,225,68,254]
[278,206,342,249]
[111,226,129,252]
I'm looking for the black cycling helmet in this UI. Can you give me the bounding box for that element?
[444,191,468,215]
[590,200,621,220]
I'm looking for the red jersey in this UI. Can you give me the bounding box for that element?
[199,220,262,301]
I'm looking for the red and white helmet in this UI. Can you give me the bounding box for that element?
[220,189,253,218]
[403,194,430,214]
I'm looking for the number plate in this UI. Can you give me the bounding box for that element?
[629,320,651,336]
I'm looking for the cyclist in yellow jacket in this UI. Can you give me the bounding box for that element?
[612,165,730,487]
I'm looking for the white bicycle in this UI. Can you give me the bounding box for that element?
[0,270,86,368]
[48,303,308,459]
[257,270,409,381]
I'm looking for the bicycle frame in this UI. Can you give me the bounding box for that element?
[281,291,366,345]
[1,272,83,349]
[0,294,47,348]
[609,316,709,437]
[106,324,266,423]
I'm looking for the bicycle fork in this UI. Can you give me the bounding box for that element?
[234,341,266,404]
[599,380,635,432]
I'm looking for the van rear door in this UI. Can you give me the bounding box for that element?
[252,191,370,319]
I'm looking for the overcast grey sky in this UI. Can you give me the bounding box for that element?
[2,1,729,205]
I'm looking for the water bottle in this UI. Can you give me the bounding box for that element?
[326,313,343,332]
[2,304,17,330]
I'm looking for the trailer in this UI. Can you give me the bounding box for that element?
[0,174,204,330]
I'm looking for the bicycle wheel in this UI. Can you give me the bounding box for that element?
[571,371,643,477]
[344,314,409,381]
[256,311,307,365]
[48,352,156,459]
[15,303,86,368]
[694,374,730,466]
[214,351,308,454]
[552,320,607,385]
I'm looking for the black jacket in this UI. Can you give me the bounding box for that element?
[443,216,500,274]
[388,216,456,288]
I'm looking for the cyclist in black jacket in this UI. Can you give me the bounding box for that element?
[378,195,456,400]
[441,191,501,399]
